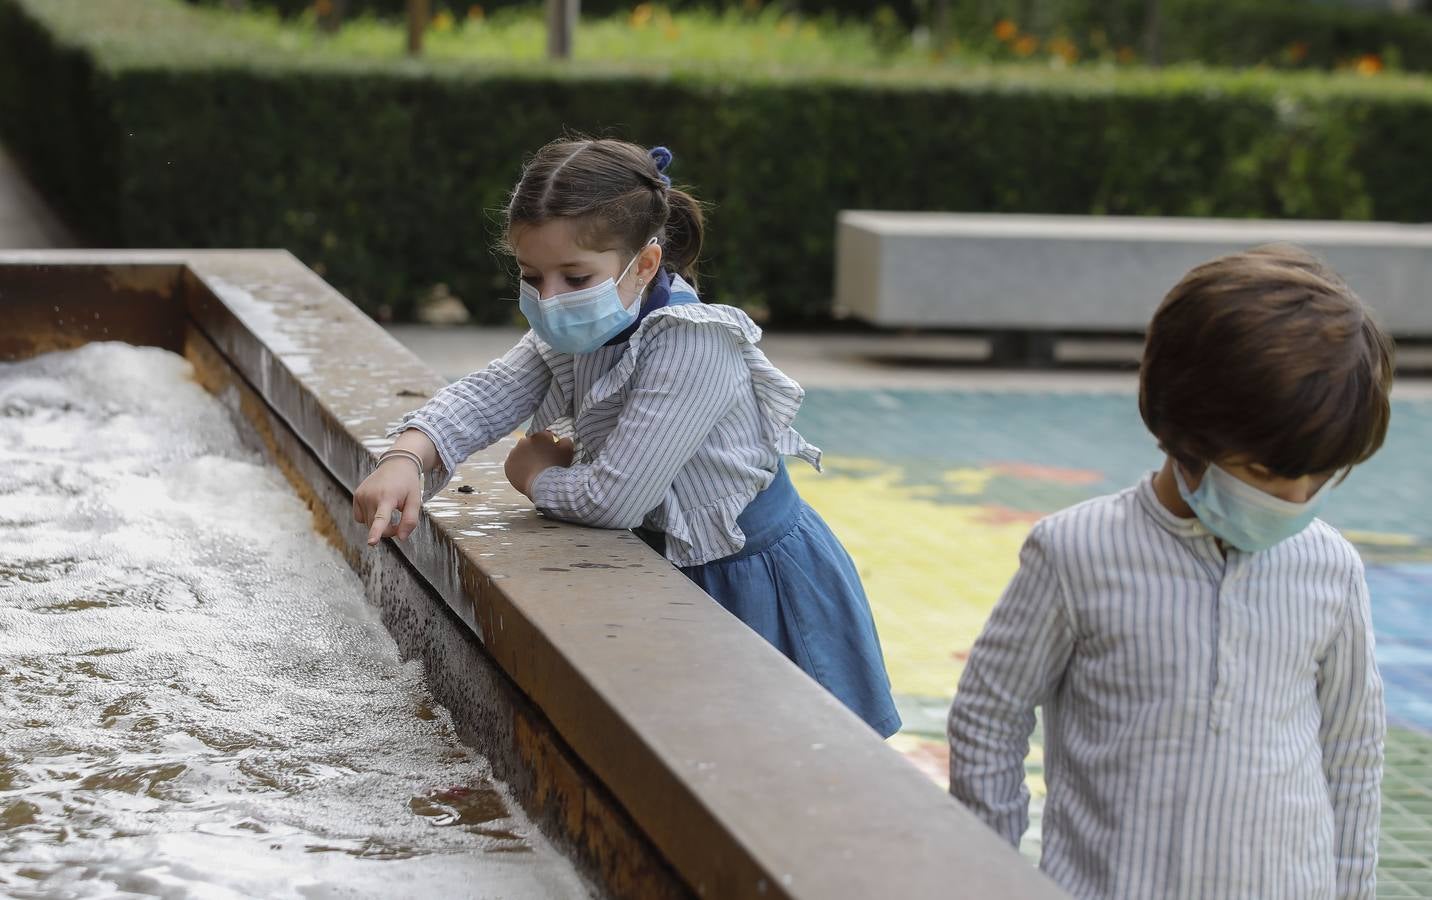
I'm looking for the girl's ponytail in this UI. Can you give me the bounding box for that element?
[662,187,704,288]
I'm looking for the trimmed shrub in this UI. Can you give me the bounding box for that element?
[185,0,1432,72]
[181,0,926,25]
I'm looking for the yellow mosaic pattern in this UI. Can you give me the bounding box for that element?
[789,459,1030,699]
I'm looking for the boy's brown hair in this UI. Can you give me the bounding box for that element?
[1139,243,1395,477]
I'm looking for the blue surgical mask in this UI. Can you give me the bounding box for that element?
[518,240,654,354]
[1174,463,1338,552]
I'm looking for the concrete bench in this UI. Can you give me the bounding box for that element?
[835,212,1432,350]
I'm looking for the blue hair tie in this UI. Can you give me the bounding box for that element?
[649,146,673,187]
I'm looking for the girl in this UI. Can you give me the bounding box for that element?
[353,138,899,737]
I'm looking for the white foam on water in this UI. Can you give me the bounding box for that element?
[0,344,591,899]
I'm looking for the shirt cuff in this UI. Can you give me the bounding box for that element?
[527,465,563,509]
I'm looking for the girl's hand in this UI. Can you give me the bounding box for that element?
[505,431,575,498]
[353,458,422,546]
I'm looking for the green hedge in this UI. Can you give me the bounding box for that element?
[189,0,1432,72]
[4,0,1432,324]
[1073,1,1432,71]
[934,1,1432,71]
[183,0,926,26]
[185,0,674,17]
[1166,4,1432,71]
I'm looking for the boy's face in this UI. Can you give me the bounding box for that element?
[1185,457,1338,503]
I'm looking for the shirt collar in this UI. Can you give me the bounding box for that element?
[1135,469,1211,541]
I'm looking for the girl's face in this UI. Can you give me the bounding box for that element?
[513,219,660,305]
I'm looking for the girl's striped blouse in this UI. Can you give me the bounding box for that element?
[390,276,822,567]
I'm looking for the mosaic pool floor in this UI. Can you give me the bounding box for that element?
[789,389,1432,897]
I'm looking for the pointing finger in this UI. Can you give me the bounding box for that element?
[368,505,395,547]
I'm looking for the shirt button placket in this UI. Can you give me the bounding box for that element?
[1209,550,1243,734]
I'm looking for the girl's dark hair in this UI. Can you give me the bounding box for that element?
[1139,243,1396,478]
[504,137,704,287]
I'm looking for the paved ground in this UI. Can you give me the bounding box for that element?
[390,323,1432,898]
[382,324,1432,396]
[787,383,1432,897]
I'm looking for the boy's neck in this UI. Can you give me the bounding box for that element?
[1153,457,1197,519]
[1154,458,1231,556]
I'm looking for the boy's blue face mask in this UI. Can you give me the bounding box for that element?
[1174,462,1338,553]
[517,239,654,354]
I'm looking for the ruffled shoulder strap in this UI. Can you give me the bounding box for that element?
[578,300,822,470]
[529,273,697,437]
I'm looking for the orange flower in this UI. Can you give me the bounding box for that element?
[629,2,653,28]
[993,19,1018,42]
[1014,34,1039,57]
[314,0,333,15]
[1287,40,1309,63]
[1355,53,1383,76]
[467,5,485,22]
[1116,45,1137,64]
[1048,36,1078,64]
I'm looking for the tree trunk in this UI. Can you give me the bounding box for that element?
[407,0,430,57]
[931,0,951,47]
[1142,0,1162,67]
[547,0,579,60]
[318,0,346,34]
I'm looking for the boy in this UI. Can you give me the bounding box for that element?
[947,245,1392,899]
